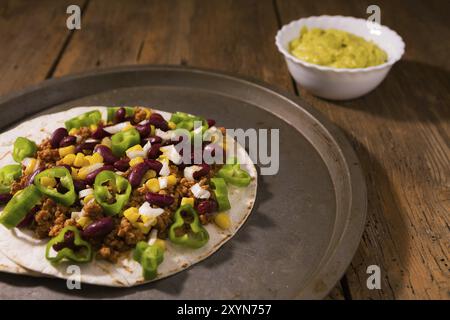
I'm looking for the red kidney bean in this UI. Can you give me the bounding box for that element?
[193,164,211,179]
[81,217,114,240]
[0,193,12,204]
[59,135,76,147]
[85,165,114,185]
[196,199,218,215]
[94,145,118,164]
[207,119,216,127]
[73,179,87,192]
[113,158,130,172]
[147,143,162,159]
[26,167,44,186]
[91,125,110,140]
[115,107,126,123]
[17,208,37,228]
[144,159,163,172]
[135,123,150,138]
[75,141,97,153]
[147,136,162,144]
[53,230,76,251]
[145,192,174,207]
[50,128,68,148]
[149,113,168,131]
[128,162,149,187]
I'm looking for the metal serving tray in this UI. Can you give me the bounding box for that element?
[0,66,366,299]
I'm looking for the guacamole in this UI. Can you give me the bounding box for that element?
[289,27,388,68]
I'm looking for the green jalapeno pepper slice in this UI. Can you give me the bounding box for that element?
[0,185,41,229]
[111,128,140,157]
[64,110,102,131]
[45,226,92,263]
[210,177,231,212]
[34,167,76,206]
[107,106,135,123]
[93,170,131,216]
[0,164,22,194]
[169,205,209,249]
[133,241,164,280]
[12,137,37,163]
[217,157,251,187]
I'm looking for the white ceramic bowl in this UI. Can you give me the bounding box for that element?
[275,16,405,100]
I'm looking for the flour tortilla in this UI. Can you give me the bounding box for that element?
[0,107,257,286]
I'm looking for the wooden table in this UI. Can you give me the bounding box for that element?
[0,0,448,299]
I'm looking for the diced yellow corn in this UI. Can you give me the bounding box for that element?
[127,145,143,153]
[59,145,76,158]
[143,170,157,181]
[141,215,157,227]
[90,124,98,131]
[24,158,38,175]
[68,128,78,136]
[145,178,160,193]
[214,213,231,230]
[73,153,86,167]
[101,137,112,148]
[40,176,56,188]
[71,167,79,179]
[154,239,166,251]
[168,121,177,130]
[83,194,94,204]
[135,222,151,234]
[167,174,177,186]
[77,216,92,229]
[90,152,103,164]
[61,154,76,166]
[180,197,194,207]
[123,207,140,223]
[150,125,156,136]
[144,108,152,119]
[121,123,134,131]
[129,157,144,167]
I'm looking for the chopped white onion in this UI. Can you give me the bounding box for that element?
[190,183,211,199]
[158,111,172,122]
[158,176,168,189]
[183,165,202,181]
[126,150,145,159]
[148,229,158,245]
[78,188,93,199]
[155,129,176,141]
[84,163,104,175]
[75,135,83,143]
[139,202,164,218]
[84,138,100,143]
[103,121,131,134]
[142,141,152,157]
[71,211,83,220]
[159,159,170,176]
[160,145,181,165]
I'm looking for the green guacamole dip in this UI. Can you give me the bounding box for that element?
[289,27,388,68]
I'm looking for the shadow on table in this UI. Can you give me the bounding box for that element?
[329,60,450,123]
[339,135,411,298]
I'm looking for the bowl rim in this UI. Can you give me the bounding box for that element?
[275,15,406,73]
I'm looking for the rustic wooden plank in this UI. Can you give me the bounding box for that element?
[52,0,345,298]
[0,0,87,96]
[277,0,450,299]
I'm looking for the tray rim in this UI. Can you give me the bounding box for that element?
[0,65,367,299]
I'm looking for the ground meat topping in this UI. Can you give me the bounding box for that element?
[33,198,70,238]
[37,139,60,164]
[133,107,148,124]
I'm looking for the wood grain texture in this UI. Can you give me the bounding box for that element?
[276,0,450,299]
[0,0,86,96]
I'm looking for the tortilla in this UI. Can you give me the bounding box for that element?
[0,107,257,286]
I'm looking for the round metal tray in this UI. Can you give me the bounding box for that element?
[0,66,366,299]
